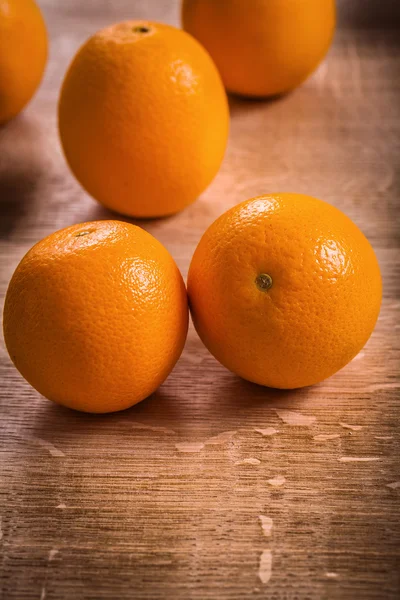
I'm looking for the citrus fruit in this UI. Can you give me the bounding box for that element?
[182,0,336,97]
[187,193,382,389]
[3,221,188,413]
[0,0,47,124]
[58,21,229,218]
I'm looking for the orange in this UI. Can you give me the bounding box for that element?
[182,0,336,97]
[58,21,229,218]
[3,221,188,413]
[0,0,47,124]
[187,193,382,389]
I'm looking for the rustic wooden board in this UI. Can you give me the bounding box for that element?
[1,1,399,598]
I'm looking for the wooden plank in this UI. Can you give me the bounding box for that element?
[0,1,399,598]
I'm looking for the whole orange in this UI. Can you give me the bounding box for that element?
[3,221,188,413]
[182,0,336,97]
[58,21,229,218]
[188,193,382,389]
[0,0,47,124]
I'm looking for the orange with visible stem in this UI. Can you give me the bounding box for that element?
[3,221,189,413]
[58,20,229,218]
[188,193,382,389]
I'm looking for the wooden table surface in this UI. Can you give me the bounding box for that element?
[1,1,399,598]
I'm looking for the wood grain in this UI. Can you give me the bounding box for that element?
[1,1,399,598]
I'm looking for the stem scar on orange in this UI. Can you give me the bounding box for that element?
[3,221,189,413]
[187,193,382,389]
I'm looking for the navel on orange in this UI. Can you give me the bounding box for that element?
[188,193,382,389]
[182,0,336,97]
[3,221,188,413]
[58,21,229,218]
[0,0,48,124]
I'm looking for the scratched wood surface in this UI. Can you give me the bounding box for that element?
[0,1,399,599]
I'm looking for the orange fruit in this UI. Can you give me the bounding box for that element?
[182,0,336,97]
[187,193,382,389]
[58,21,229,218]
[0,0,47,124]
[3,221,188,413]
